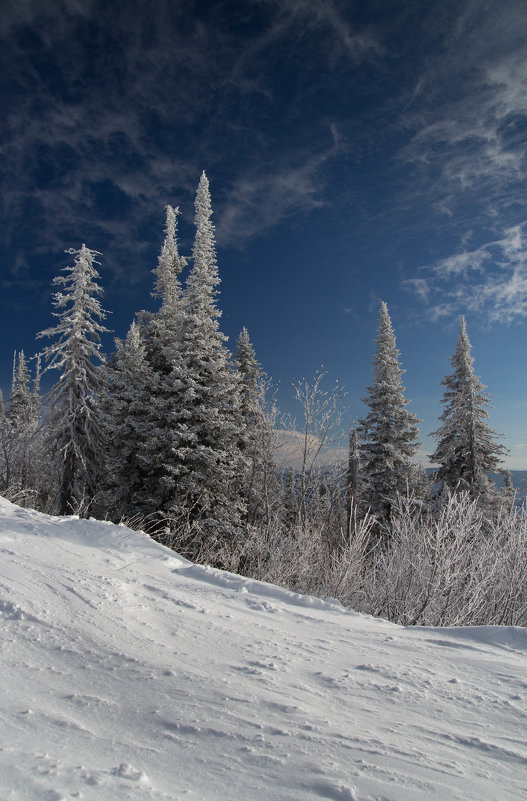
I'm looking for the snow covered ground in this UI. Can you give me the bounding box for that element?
[1,497,526,800]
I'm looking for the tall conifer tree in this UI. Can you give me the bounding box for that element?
[358,302,421,522]
[145,205,186,373]
[235,327,277,527]
[167,172,246,550]
[1,351,41,494]
[102,321,156,518]
[8,351,33,428]
[152,205,185,313]
[38,245,109,515]
[130,205,188,513]
[430,317,506,496]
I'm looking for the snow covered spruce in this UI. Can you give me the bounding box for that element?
[430,316,508,499]
[37,244,110,515]
[358,301,421,527]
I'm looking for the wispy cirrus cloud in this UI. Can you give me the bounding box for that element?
[404,224,527,324]
[0,2,209,283]
[253,0,383,65]
[399,0,527,224]
[0,0,382,291]
[394,2,527,327]
[216,128,342,247]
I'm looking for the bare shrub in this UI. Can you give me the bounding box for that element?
[356,492,527,626]
[232,490,527,627]
[109,481,527,628]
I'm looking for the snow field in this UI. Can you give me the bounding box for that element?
[0,496,526,800]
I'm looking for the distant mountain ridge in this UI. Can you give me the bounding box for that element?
[426,469,527,500]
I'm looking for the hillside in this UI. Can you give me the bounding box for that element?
[1,497,526,800]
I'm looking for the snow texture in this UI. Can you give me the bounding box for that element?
[0,496,526,800]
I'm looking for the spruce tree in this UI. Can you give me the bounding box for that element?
[102,321,156,518]
[37,245,109,515]
[236,328,261,424]
[145,204,186,373]
[129,205,187,514]
[430,317,507,497]
[167,172,246,553]
[8,351,33,428]
[235,327,277,527]
[152,206,185,309]
[358,302,421,522]
[0,352,43,497]
[0,389,9,492]
[1,352,31,492]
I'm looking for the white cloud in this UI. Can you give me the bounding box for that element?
[216,137,339,247]
[404,223,527,324]
[399,0,527,226]
[1,0,368,284]
[243,0,383,72]
[278,0,383,62]
[273,429,347,471]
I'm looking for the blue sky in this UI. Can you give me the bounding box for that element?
[1,0,527,467]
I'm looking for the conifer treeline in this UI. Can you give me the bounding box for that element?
[1,173,522,626]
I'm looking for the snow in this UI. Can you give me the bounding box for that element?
[1,497,526,800]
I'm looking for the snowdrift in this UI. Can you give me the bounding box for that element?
[0,496,526,800]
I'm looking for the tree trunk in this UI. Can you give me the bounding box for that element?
[346,428,359,533]
[60,447,76,515]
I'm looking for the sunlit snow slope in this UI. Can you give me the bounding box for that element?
[1,496,526,800]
